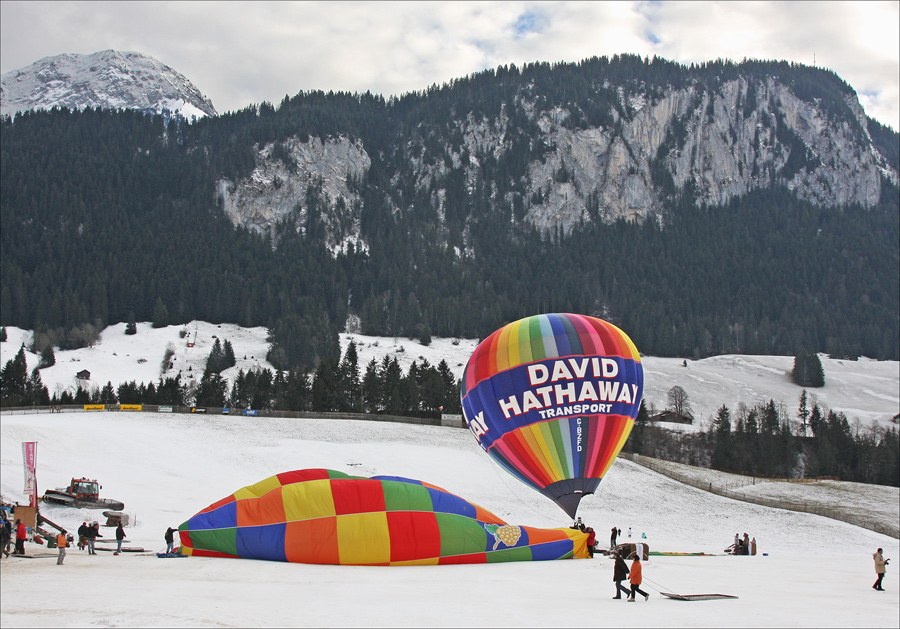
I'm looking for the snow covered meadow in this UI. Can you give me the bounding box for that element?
[1,323,898,627]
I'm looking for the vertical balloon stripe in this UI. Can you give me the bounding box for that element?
[492,440,543,489]
[547,420,571,479]
[587,417,626,478]
[556,418,575,479]
[548,314,572,356]
[567,314,597,356]
[487,329,502,384]
[531,422,564,481]
[559,314,583,355]
[583,415,609,476]
[518,424,557,483]
[538,420,566,481]
[538,315,559,358]
[528,316,546,361]
[598,421,633,479]
[501,431,554,487]
[496,324,512,373]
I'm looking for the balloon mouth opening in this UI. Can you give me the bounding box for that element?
[540,478,602,519]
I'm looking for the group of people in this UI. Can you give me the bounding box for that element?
[0,515,26,557]
[570,518,597,557]
[611,548,650,602]
[731,532,756,555]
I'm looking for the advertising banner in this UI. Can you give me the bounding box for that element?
[84,404,106,411]
[157,405,173,413]
[120,404,143,411]
[243,409,259,416]
[22,442,37,507]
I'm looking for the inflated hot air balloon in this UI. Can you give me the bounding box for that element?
[178,469,590,565]
[460,313,643,518]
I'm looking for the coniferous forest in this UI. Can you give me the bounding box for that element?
[2,56,899,371]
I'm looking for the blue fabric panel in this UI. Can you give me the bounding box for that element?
[237,523,287,562]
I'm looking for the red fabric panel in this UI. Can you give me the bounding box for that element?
[386,511,440,563]
[199,494,235,514]
[330,479,386,515]
[277,469,330,485]
[439,553,487,565]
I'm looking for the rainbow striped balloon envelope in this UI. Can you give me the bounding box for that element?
[460,313,643,518]
[178,469,590,565]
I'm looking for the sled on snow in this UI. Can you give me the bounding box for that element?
[156,552,187,558]
[661,592,739,601]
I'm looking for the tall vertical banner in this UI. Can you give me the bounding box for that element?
[22,442,37,507]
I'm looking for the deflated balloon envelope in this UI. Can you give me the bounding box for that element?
[460,313,644,518]
[179,469,590,565]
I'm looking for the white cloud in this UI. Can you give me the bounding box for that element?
[1,1,897,128]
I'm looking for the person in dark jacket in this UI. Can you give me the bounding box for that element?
[115,522,126,553]
[612,551,631,599]
[0,517,10,558]
[165,527,177,554]
[610,526,618,550]
[77,522,88,550]
[84,521,101,555]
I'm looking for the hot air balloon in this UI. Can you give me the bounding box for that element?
[460,313,643,518]
[178,469,590,565]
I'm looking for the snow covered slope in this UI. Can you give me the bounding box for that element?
[2,322,897,428]
[0,50,217,119]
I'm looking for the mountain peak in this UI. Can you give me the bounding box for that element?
[1,49,217,119]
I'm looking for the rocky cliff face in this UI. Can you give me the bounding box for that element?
[217,69,898,249]
[1,50,217,119]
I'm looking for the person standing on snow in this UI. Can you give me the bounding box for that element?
[56,531,69,565]
[610,526,618,550]
[84,521,101,555]
[628,555,650,601]
[627,527,632,539]
[165,527,177,554]
[0,516,10,558]
[77,522,88,550]
[612,551,631,599]
[14,519,26,555]
[115,521,126,553]
[873,548,889,591]
[586,527,596,557]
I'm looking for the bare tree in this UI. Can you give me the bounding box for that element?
[667,385,693,418]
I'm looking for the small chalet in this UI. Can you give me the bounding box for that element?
[76,369,91,380]
[650,410,693,425]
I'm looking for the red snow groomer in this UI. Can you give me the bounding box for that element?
[42,477,124,511]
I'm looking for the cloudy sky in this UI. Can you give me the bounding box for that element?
[1,1,898,129]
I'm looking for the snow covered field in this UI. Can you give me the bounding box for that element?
[1,322,899,627]
[0,411,898,628]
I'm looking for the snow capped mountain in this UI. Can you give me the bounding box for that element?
[0,49,217,119]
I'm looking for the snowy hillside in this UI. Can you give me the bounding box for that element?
[2,322,898,428]
[0,411,897,627]
[0,50,217,119]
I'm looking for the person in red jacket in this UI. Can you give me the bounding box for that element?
[14,519,27,556]
[586,527,596,557]
[628,555,650,601]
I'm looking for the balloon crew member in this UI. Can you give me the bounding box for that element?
[0,515,10,558]
[612,551,631,599]
[165,527,177,554]
[628,555,650,601]
[84,521,101,555]
[56,531,70,565]
[610,526,618,550]
[77,522,88,550]
[14,519,26,555]
[116,521,126,553]
[586,527,596,557]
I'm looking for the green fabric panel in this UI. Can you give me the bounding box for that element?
[436,513,487,557]
[327,470,357,480]
[189,527,237,556]
[486,545,534,563]
[381,481,434,512]
[528,317,546,361]
[548,420,571,477]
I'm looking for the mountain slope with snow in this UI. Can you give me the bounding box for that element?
[0,50,216,119]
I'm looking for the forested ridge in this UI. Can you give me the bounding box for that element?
[2,55,898,368]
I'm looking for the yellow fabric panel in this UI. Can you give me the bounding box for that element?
[282,479,336,521]
[336,511,391,565]
[517,425,555,481]
[569,530,591,559]
[496,325,512,372]
[390,557,440,566]
[507,320,522,368]
[526,423,563,481]
[536,421,565,481]
[233,474,282,500]
[181,546,194,556]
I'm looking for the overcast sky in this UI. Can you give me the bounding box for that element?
[1,1,898,129]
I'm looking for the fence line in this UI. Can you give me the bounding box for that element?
[619,452,899,539]
[0,403,465,428]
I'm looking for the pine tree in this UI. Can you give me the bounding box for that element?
[711,404,733,469]
[152,298,169,329]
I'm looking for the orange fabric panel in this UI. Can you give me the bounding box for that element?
[236,487,286,527]
[284,517,340,564]
[199,495,235,514]
[520,526,567,545]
